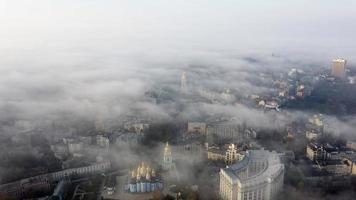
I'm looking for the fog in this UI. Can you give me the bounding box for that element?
[1,1,356,199]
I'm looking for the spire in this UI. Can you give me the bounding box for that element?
[164,142,171,154]
[163,142,173,170]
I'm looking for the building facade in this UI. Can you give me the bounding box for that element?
[206,124,256,144]
[225,144,242,165]
[219,150,284,200]
[207,144,243,164]
[331,58,346,78]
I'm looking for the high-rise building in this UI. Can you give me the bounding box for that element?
[331,58,347,78]
[163,142,173,170]
[219,150,284,200]
[181,72,188,94]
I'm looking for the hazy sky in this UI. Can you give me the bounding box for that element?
[0,0,356,133]
[1,0,356,56]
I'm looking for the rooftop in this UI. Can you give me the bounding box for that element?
[221,150,284,186]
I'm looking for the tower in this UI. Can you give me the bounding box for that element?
[163,142,173,170]
[225,144,239,165]
[181,72,188,94]
[331,58,346,78]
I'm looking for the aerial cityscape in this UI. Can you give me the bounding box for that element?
[0,1,356,200]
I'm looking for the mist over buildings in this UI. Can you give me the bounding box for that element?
[1,1,356,199]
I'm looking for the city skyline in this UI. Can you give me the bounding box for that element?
[1,1,356,200]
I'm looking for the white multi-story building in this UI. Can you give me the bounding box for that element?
[331,58,346,78]
[226,144,242,165]
[219,150,284,200]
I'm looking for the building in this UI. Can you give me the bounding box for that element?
[225,144,242,165]
[207,146,226,161]
[0,162,111,199]
[318,160,350,175]
[206,123,256,144]
[123,123,149,134]
[342,154,356,175]
[207,143,243,164]
[346,140,356,151]
[331,58,347,78]
[125,162,163,193]
[181,72,188,94]
[50,143,69,160]
[219,150,284,200]
[115,132,143,147]
[305,114,324,140]
[67,141,84,156]
[296,84,305,97]
[307,143,326,161]
[96,135,110,148]
[306,143,339,162]
[187,122,206,134]
[278,151,295,164]
[163,142,173,170]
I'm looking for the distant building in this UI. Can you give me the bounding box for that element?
[50,143,69,160]
[207,146,226,161]
[258,100,279,110]
[96,135,110,148]
[187,122,206,134]
[66,140,84,156]
[181,72,188,94]
[296,84,305,97]
[0,162,111,199]
[123,123,149,134]
[346,140,356,151]
[219,150,284,200]
[278,151,295,164]
[305,114,324,140]
[206,123,256,144]
[115,132,143,147]
[343,154,356,175]
[306,131,319,141]
[307,143,326,161]
[319,160,350,175]
[306,143,339,162]
[225,144,242,165]
[163,142,173,170]
[331,58,346,78]
[206,143,243,164]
